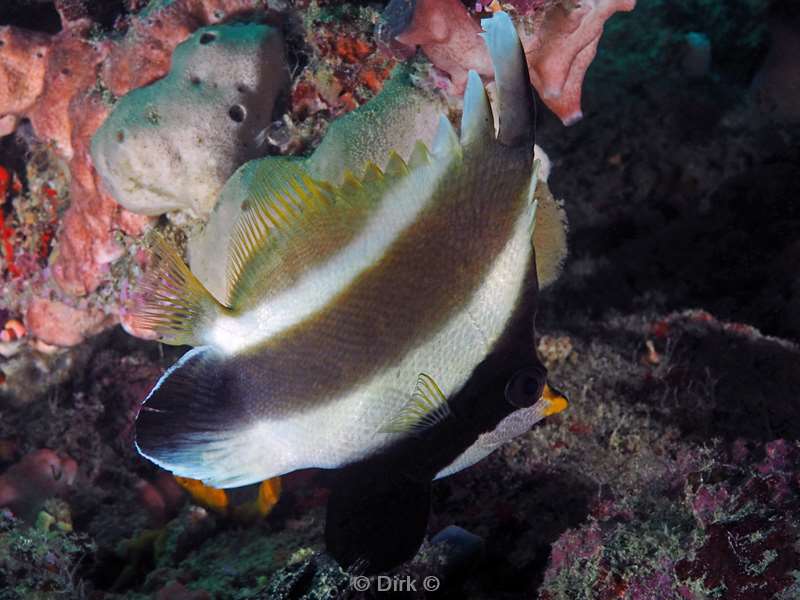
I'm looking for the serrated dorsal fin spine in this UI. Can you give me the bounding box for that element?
[461,70,494,147]
[408,141,431,169]
[480,11,534,147]
[362,162,384,184]
[432,115,462,159]
[385,151,409,178]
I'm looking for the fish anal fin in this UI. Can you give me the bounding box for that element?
[381,373,451,435]
[256,477,282,517]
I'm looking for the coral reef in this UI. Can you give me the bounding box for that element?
[26,296,114,347]
[385,0,496,91]
[281,1,398,155]
[540,439,800,599]
[516,0,637,124]
[0,510,95,599]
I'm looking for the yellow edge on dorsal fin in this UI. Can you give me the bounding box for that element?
[340,170,363,197]
[226,159,331,298]
[380,373,452,435]
[385,150,409,178]
[224,148,424,308]
[362,162,384,184]
[408,141,431,170]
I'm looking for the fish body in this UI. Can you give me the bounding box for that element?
[132,11,567,569]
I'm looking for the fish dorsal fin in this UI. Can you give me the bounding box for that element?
[385,150,410,178]
[461,70,495,147]
[224,147,439,309]
[408,140,431,170]
[362,161,383,184]
[381,373,451,435]
[432,115,461,160]
[339,169,363,197]
[132,232,229,346]
[226,159,333,298]
[480,11,534,147]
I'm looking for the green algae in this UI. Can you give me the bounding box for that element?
[0,512,95,600]
[175,526,279,599]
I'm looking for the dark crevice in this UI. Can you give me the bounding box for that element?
[0,1,62,33]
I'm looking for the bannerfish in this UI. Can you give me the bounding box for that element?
[131,11,568,571]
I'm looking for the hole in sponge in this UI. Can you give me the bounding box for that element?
[228,105,246,123]
[199,32,217,45]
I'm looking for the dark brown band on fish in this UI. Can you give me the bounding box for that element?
[231,148,535,420]
[230,160,402,312]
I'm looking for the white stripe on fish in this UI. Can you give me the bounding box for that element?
[205,126,458,355]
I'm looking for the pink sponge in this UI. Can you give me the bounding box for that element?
[520,0,636,125]
[395,0,493,92]
[387,0,636,125]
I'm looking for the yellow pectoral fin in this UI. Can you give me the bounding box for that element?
[541,383,569,417]
[174,476,229,515]
[380,373,451,435]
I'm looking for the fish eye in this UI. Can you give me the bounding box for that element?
[505,365,547,409]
